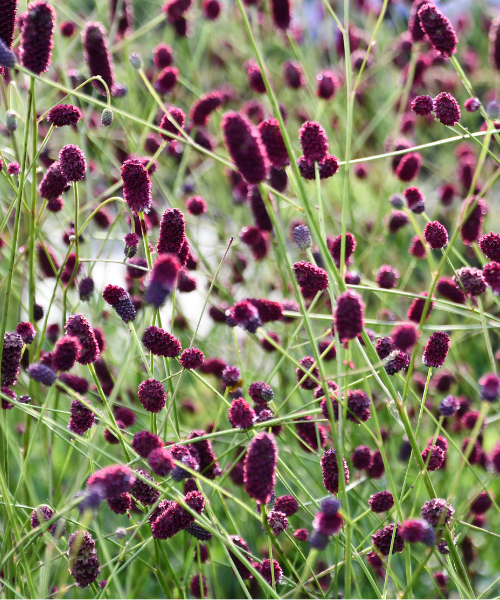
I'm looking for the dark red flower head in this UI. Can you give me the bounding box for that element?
[202,0,221,19]
[293,261,329,294]
[395,152,422,182]
[407,294,433,324]
[244,432,277,504]
[179,347,204,370]
[65,314,100,365]
[479,372,500,402]
[334,291,365,343]
[138,379,166,413]
[190,91,222,127]
[148,447,174,477]
[87,464,136,499]
[274,495,298,516]
[351,445,373,470]
[316,70,338,100]
[282,60,305,89]
[327,233,357,268]
[159,106,185,140]
[27,362,56,386]
[59,144,86,182]
[245,59,266,94]
[82,22,116,95]
[424,220,448,249]
[186,196,207,216]
[411,95,433,116]
[460,197,488,245]
[47,104,82,127]
[153,43,173,69]
[121,158,152,215]
[299,121,328,164]
[436,277,466,304]
[15,321,36,344]
[404,186,425,214]
[53,335,80,372]
[376,265,399,289]
[454,267,486,295]
[421,444,445,471]
[39,162,68,199]
[142,325,182,357]
[433,92,461,126]
[478,232,500,261]
[420,498,454,527]
[258,119,289,170]
[229,398,255,429]
[221,112,268,184]
[0,0,17,76]
[20,1,55,75]
[227,300,262,333]
[408,0,427,42]
[270,0,291,30]
[68,530,101,588]
[188,430,221,478]
[369,491,394,513]
[296,356,319,390]
[418,4,457,58]
[422,332,450,368]
[257,559,283,585]
[321,448,349,494]
[132,430,163,458]
[372,523,404,556]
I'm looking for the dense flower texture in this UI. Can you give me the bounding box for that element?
[313,497,342,536]
[327,232,357,267]
[321,449,350,494]
[15,321,36,345]
[179,347,204,369]
[454,267,486,295]
[68,399,95,435]
[39,162,68,200]
[53,335,80,372]
[27,362,57,386]
[411,95,433,116]
[316,70,338,100]
[59,144,86,182]
[433,93,461,126]
[19,1,55,75]
[221,112,268,184]
[244,432,277,504]
[151,491,204,539]
[421,498,454,527]
[422,332,450,368]
[148,447,174,476]
[157,208,186,255]
[417,4,457,58]
[65,314,100,365]
[395,152,422,182]
[132,430,163,458]
[404,187,425,214]
[424,221,448,249]
[227,300,262,333]
[257,559,283,585]
[102,284,136,323]
[87,465,135,499]
[81,22,116,95]
[0,0,16,76]
[299,121,328,164]
[479,232,500,262]
[159,107,185,140]
[296,356,319,390]
[372,523,405,556]
[138,379,167,413]
[46,104,82,127]
[121,158,152,215]
[258,119,289,169]
[293,261,329,293]
[334,291,365,343]
[68,530,101,588]
[229,398,255,429]
[144,254,181,307]
[188,430,221,478]
[142,326,181,357]
[369,491,394,513]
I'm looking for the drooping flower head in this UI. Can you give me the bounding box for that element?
[20,1,55,75]
[418,3,457,58]
[82,22,116,95]
[121,158,152,215]
[221,112,268,184]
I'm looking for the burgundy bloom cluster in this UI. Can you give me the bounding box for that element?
[150,491,205,539]
[159,107,185,140]
[68,530,101,588]
[59,144,86,182]
[293,261,329,294]
[454,267,486,296]
[321,448,350,494]
[400,519,435,545]
[138,379,167,413]
[424,221,448,249]
[417,4,457,58]
[327,233,357,268]
[369,491,394,513]
[68,399,95,436]
[433,92,461,126]
[372,523,404,556]
[142,325,181,357]
[421,498,454,528]
[226,299,262,333]
[19,1,55,75]
[87,465,136,499]
[82,22,116,96]
[258,119,289,170]
[53,335,80,372]
[39,162,68,200]
[148,447,174,476]
[65,314,100,365]
[46,104,82,127]
[334,291,365,343]
[121,158,153,215]
[188,430,221,479]
[145,254,181,307]
[132,430,163,458]
[221,112,268,184]
[244,432,277,504]
[422,332,450,368]
[102,284,136,323]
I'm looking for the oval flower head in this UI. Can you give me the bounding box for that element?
[243,432,277,504]
[422,332,450,368]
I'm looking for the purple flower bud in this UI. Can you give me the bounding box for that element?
[369,491,394,513]
[422,332,450,368]
[121,158,152,215]
[82,22,116,96]
[27,362,56,385]
[59,144,86,182]
[334,291,364,343]
[244,432,277,504]
[46,104,82,127]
